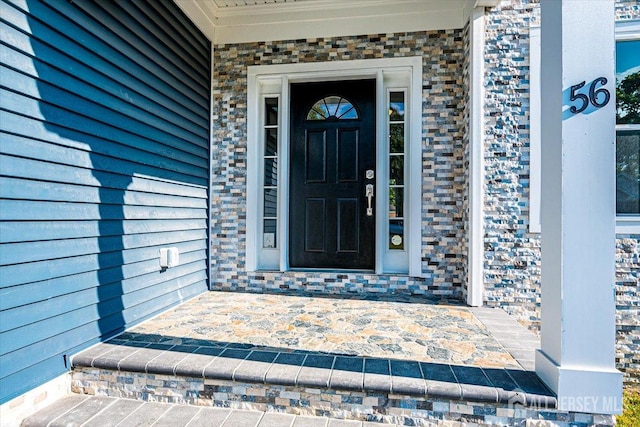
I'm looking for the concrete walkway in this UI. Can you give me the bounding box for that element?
[22,395,394,427]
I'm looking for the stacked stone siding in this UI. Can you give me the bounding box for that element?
[481,0,541,327]
[211,31,467,297]
[481,0,640,382]
[616,236,640,382]
[72,368,615,426]
[209,0,639,381]
[617,0,640,20]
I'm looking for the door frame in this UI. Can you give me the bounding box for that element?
[247,57,422,276]
[289,79,377,270]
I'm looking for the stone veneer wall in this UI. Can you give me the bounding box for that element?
[616,236,640,382]
[482,0,640,382]
[208,0,638,381]
[211,31,467,297]
[482,0,541,326]
[72,369,616,427]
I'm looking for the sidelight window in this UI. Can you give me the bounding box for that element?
[263,97,279,248]
[388,91,406,250]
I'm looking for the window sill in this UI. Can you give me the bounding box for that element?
[616,216,640,235]
[528,217,640,235]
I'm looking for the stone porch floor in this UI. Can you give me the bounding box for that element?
[69,291,551,406]
[23,292,573,426]
[122,292,536,370]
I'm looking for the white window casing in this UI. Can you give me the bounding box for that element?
[247,57,422,275]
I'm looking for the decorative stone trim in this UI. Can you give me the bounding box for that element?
[71,342,555,409]
[70,368,613,426]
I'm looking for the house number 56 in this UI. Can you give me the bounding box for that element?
[569,77,611,114]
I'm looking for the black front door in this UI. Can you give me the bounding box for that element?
[289,79,376,269]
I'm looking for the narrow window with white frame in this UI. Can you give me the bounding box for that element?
[262,97,279,250]
[615,32,640,218]
[388,90,406,251]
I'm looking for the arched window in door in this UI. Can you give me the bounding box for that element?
[306,96,359,120]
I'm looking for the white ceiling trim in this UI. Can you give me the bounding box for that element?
[217,1,465,24]
[176,0,478,44]
[211,0,462,17]
[214,0,301,7]
[216,11,466,44]
[175,0,217,41]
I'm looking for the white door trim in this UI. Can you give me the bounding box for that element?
[247,56,422,276]
[467,6,486,306]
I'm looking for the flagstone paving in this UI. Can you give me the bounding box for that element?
[60,292,550,427]
[127,291,522,369]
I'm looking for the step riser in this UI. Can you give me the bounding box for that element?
[71,368,615,426]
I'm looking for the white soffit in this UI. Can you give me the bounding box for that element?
[214,0,307,6]
[176,0,471,44]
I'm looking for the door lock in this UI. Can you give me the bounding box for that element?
[366,184,374,216]
[366,169,374,180]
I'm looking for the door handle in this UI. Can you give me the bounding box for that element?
[366,184,374,216]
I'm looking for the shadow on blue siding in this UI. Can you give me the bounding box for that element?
[0,0,210,404]
[28,1,125,345]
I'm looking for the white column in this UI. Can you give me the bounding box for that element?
[467,6,485,307]
[536,0,622,415]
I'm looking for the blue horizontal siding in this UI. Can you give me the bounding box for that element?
[1,91,209,172]
[2,0,209,115]
[0,177,207,208]
[0,246,207,298]
[0,0,211,404]
[0,229,206,266]
[0,200,207,223]
[89,0,209,83]
[0,31,208,152]
[137,0,210,62]
[69,0,209,103]
[0,271,198,403]
[1,59,207,145]
[0,244,207,306]
[0,278,206,377]
[0,219,208,243]
[1,261,206,335]
[1,134,209,194]
[0,147,207,189]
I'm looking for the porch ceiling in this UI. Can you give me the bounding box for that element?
[176,0,487,44]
